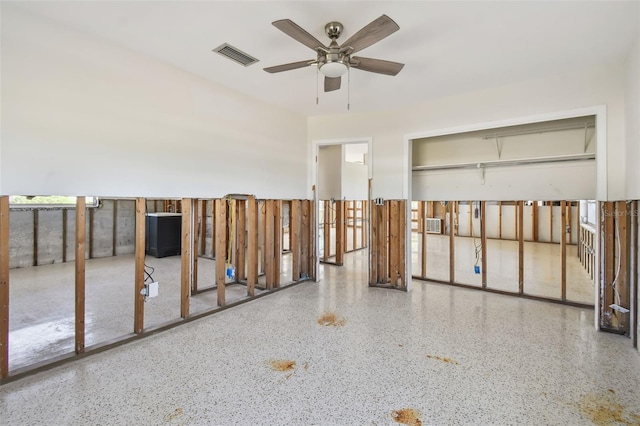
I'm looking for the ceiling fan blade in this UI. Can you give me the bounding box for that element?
[340,15,399,54]
[272,19,326,51]
[324,76,341,92]
[264,60,314,73]
[350,56,404,76]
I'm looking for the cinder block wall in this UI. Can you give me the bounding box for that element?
[8,199,136,269]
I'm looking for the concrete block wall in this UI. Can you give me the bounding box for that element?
[8,199,136,269]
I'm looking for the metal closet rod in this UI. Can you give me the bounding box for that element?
[481,122,595,140]
[412,153,595,172]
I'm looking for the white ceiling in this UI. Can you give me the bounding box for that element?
[9,1,640,117]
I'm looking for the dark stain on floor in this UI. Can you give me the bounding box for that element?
[391,408,422,426]
[426,354,459,365]
[317,311,346,327]
[577,392,640,426]
[267,359,296,372]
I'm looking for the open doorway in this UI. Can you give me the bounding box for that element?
[313,138,372,283]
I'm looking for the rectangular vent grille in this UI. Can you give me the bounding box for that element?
[425,218,443,234]
[213,43,259,66]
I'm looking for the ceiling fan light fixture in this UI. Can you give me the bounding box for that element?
[319,61,348,78]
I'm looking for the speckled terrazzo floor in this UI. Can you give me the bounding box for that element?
[2,250,639,426]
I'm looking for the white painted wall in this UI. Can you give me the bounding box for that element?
[342,162,368,200]
[0,6,307,199]
[308,61,626,201]
[318,145,342,200]
[626,40,640,200]
[412,162,596,201]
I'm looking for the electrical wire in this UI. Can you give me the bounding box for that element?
[143,201,155,284]
[470,201,482,267]
[611,218,622,306]
[226,197,235,277]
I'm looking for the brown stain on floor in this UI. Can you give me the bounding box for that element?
[166,407,183,421]
[317,312,346,327]
[391,408,422,426]
[267,359,296,372]
[577,392,640,426]
[426,354,459,365]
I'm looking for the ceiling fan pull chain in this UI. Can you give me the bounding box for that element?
[316,66,319,105]
[347,66,351,111]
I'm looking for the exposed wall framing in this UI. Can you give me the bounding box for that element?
[412,199,596,308]
[600,201,631,334]
[0,196,9,379]
[2,194,317,383]
[320,199,367,266]
[370,200,406,289]
[134,197,146,334]
[75,197,86,354]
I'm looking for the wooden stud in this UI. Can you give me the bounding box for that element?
[567,201,573,243]
[286,201,292,252]
[399,200,406,288]
[449,201,455,283]
[335,200,346,265]
[532,200,539,242]
[323,200,330,260]
[200,200,207,255]
[300,200,309,278]
[310,199,316,280]
[62,209,68,263]
[617,200,629,323]
[274,200,282,287]
[236,200,246,280]
[561,200,567,301]
[389,200,400,285]
[376,202,383,283]
[481,201,487,288]
[216,199,227,306]
[352,200,357,251]
[421,201,427,278]
[370,203,378,284]
[335,200,344,265]
[291,200,301,281]
[364,200,369,248]
[603,201,615,313]
[631,201,638,347]
[75,197,86,354]
[264,200,275,289]
[0,197,9,379]
[260,201,267,274]
[515,201,518,241]
[33,209,38,266]
[191,199,198,293]
[134,198,145,334]
[180,198,192,318]
[247,196,258,296]
[378,202,387,283]
[360,201,365,249]
[112,200,118,256]
[518,201,524,294]
[211,200,216,259]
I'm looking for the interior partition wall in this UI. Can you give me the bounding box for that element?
[0,195,315,383]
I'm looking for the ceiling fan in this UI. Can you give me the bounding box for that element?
[264,15,404,93]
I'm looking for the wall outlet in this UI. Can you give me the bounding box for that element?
[141,281,159,298]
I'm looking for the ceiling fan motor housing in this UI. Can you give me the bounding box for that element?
[325,22,343,39]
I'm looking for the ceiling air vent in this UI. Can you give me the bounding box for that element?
[213,43,259,67]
